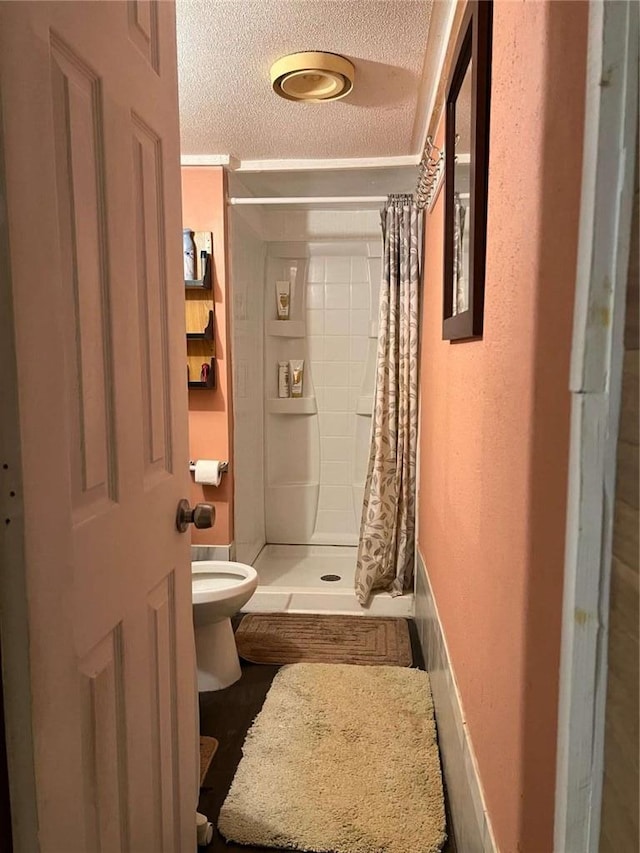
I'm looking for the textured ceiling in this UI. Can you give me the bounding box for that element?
[176,0,434,161]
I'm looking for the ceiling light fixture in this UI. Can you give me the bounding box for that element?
[270,52,355,103]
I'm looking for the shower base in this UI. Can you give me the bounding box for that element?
[243,545,414,618]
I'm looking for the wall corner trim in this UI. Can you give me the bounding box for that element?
[415,550,498,853]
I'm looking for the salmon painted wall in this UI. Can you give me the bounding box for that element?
[417,2,588,851]
[182,167,234,545]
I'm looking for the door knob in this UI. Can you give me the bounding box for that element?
[176,499,215,532]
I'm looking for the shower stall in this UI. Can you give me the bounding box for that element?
[229,169,415,616]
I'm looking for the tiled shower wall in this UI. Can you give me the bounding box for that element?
[306,253,375,542]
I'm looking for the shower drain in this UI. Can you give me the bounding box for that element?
[320,574,341,582]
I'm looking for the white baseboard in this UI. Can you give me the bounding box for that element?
[415,551,498,852]
[191,543,235,562]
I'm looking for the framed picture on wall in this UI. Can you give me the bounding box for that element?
[443,0,493,341]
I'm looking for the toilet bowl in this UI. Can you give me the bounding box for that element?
[192,561,258,691]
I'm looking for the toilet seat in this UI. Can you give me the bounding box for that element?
[192,563,256,605]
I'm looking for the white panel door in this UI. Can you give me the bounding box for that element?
[0,2,197,850]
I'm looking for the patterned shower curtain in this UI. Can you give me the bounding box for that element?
[355,195,421,605]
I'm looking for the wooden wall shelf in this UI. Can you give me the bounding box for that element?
[188,357,216,389]
[186,309,214,340]
[185,254,212,290]
[184,231,215,390]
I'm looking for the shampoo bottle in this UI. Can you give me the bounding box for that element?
[289,360,304,398]
[276,281,290,319]
[278,362,290,398]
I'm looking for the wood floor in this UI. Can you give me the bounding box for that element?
[197,618,456,852]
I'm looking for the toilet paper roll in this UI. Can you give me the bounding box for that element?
[194,460,222,486]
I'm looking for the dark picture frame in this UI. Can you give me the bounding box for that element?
[443,0,493,341]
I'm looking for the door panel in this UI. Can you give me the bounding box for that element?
[128,0,160,72]
[132,115,173,485]
[148,573,181,851]
[0,3,196,850]
[78,626,129,853]
[50,35,118,521]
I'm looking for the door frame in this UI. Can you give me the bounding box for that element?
[554,2,638,851]
[0,90,40,852]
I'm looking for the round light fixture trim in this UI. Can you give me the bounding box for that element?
[270,52,355,102]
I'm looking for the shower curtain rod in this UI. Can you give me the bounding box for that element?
[228,196,388,206]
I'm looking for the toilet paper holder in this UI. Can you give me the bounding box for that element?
[189,460,229,474]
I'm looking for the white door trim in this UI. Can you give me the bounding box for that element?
[554,2,638,851]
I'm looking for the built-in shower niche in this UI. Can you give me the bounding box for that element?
[264,254,320,543]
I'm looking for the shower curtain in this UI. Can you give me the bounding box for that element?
[355,194,421,605]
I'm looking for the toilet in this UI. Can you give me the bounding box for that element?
[192,561,258,691]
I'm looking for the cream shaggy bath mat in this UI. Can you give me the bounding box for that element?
[218,663,446,853]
